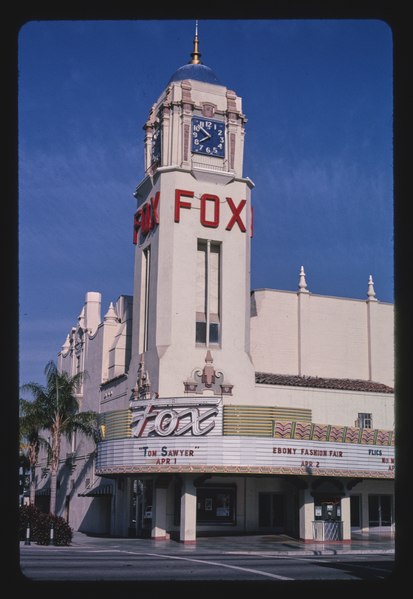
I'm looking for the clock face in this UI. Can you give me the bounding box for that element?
[152,127,161,163]
[191,117,225,158]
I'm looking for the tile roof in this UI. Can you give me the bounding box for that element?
[255,372,394,394]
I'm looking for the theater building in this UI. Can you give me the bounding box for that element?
[34,30,395,543]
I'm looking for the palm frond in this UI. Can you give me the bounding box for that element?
[62,411,99,442]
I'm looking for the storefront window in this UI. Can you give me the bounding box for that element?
[197,486,236,524]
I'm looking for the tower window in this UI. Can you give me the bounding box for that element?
[196,239,221,346]
[141,246,151,352]
[357,413,372,429]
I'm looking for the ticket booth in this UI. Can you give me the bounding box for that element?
[313,496,343,541]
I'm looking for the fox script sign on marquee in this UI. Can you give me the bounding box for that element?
[129,397,222,438]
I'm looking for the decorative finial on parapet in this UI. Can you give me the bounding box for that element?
[367,274,378,302]
[78,306,85,328]
[62,334,70,352]
[189,20,202,64]
[104,302,118,322]
[202,350,215,387]
[298,266,309,293]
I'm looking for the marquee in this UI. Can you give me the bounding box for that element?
[96,435,395,479]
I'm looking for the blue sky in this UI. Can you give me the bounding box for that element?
[18,19,393,388]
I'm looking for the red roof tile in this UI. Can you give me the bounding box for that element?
[255,372,394,393]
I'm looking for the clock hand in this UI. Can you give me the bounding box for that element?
[199,127,212,142]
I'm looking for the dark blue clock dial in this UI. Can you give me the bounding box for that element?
[191,117,225,158]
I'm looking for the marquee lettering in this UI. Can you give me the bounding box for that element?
[226,198,247,232]
[174,189,194,223]
[133,191,160,244]
[150,193,160,226]
[133,188,249,244]
[200,193,220,228]
[133,189,248,245]
[131,400,219,438]
[174,188,246,232]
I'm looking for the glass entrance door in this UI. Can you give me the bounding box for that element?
[368,495,392,527]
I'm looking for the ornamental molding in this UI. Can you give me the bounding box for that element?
[131,354,153,401]
[96,464,394,480]
[273,421,394,446]
[183,350,233,396]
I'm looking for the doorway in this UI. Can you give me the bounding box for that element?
[368,494,392,527]
[258,493,285,531]
[350,494,361,528]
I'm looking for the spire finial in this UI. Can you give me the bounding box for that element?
[78,305,85,327]
[62,334,70,352]
[104,301,118,321]
[189,20,202,64]
[367,274,378,302]
[298,265,309,293]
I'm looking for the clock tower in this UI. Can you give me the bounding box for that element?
[130,24,255,404]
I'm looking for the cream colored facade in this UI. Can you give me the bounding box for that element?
[251,286,394,387]
[33,34,394,543]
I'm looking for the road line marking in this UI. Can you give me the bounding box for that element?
[225,551,319,561]
[119,549,293,580]
[84,549,124,553]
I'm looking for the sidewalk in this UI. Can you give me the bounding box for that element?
[70,530,395,556]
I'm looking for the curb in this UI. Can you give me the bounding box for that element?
[21,541,395,557]
[222,548,394,557]
[263,549,395,556]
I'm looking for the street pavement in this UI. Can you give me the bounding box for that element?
[17,530,399,586]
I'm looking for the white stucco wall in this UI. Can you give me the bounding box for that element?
[130,167,256,404]
[250,288,394,387]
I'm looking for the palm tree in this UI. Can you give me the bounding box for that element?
[19,398,49,505]
[20,360,98,515]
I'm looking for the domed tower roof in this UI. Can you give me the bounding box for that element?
[167,21,222,86]
[168,63,221,85]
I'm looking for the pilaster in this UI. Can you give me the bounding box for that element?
[180,475,197,543]
[341,494,351,540]
[297,266,310,376]
[151,478,169,540]
[299,487,314,541]
[366,274,378,381]
[180,81,193,168]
